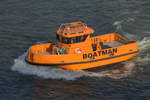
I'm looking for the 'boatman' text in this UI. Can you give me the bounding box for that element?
[83,48,118,59]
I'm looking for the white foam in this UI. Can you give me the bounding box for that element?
[138,37,150,52]
[113,20,123,31]
[113,20,123,26]
[136,37,150,66]
[11,52,137,80]
[11,52,90,80]
[113,17,135,31]
[86,60,136,79]
[125,33,140,40]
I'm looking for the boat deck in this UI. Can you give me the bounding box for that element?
[102,40,125,49]
[105,40,125,47]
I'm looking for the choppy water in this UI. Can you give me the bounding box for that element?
[1,0,150,100]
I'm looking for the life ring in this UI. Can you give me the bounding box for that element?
[74,48,82,54]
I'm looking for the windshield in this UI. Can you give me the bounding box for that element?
[57,34,88,44]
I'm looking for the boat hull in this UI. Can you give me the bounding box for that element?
[55,52,137,70]
[25,51,137,70]
[26,33,138,70]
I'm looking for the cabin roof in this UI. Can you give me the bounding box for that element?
[56,21,94,37]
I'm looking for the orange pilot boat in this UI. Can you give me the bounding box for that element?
[26,21,138,70]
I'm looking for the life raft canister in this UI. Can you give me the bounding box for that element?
[74,48,82,54]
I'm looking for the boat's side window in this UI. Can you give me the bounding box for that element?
[62,37,65,43]
[60,37,71,44]
[69,37,73,44]
[57,34,62,42]
[57,34,59,41]
[75,35,88,43]
[76,36,82,42]
[62,37,69,44]
[67,38,71,44]
[90,33,94,37]
[80,35,84,41]
[76,35,88,43]
[83,35,88,41]
[90,33,97,37]
[71,37,76,44]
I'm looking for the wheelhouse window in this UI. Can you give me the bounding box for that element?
[90,33,96,37]
[56,34,88,44]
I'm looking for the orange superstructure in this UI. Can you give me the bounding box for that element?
[26,21,138,70]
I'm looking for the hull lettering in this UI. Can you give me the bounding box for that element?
[83,48,118,59]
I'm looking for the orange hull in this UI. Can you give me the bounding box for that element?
[56,53,137,70]
[26,22,138,70]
